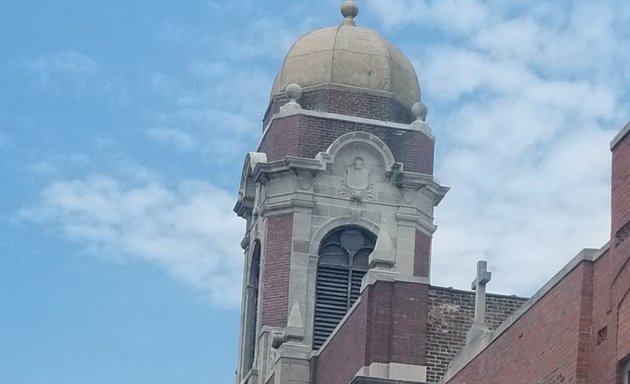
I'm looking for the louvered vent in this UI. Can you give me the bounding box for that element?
[313,227,375,350]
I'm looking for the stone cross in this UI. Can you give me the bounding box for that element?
[471,260,492,328]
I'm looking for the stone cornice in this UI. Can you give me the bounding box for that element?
[395,171,450,206]
[396,212,438,235]
[259,199,316,217]
[259,107,434,152]
[251,156,325,184]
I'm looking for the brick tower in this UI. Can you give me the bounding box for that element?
[234,2,448,383]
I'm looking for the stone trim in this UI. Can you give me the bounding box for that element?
[611,121,630,150]
[441,245,608,382]
[351,378,421,384]
[396,213,438,236]
[239,368,258,384]
[361,269,430,292]
[321,131,397,173]
[260,108,434,151]
[308,217,381,256]
[259,199,316,217]
[354,362,427,383]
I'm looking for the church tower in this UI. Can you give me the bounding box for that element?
[234,2,448,383]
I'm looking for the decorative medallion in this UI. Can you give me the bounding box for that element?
[297,172,314,191]
[340,157,375,201]
[401,188,416,204]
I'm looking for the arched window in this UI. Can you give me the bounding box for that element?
[313,226,376,349]
[244,241,261,372]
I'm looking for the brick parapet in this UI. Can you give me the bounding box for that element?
[364,281,428,366]
[443,261,594,384]
[259,113,434,174]
[314,281,429,384]
[264,86,416,128]
[426,286,527,383]
[589,247,616,384]
[611,129,630,241]
[314,295,369,384]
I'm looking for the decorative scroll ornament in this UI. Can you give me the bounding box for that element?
[340,157,374,201]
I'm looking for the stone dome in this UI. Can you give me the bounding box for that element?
[271,23,421,108]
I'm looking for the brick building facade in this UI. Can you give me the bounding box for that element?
[233,2,630,384]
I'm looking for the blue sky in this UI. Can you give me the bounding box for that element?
[1,1,630,383]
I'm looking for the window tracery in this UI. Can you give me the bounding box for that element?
[313,226,375,349]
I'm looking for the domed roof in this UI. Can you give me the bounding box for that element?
[271,13,421,108]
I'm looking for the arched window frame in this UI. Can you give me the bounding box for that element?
[313,226,376,349]
[243,240,262,372]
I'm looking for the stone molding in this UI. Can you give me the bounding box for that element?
[611,120,630,150]
[354,362,427,383]
[259,199,316,217]
[237,156,446,218]
[239,368,259,384]
[261,106,434,149]
[396,212,438,236]
[361,269,430,292]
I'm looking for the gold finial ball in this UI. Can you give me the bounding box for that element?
[341,0,359,21]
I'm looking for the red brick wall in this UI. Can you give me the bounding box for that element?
[618,294,630,362]
[609,131,630,381]
[314,293,368,384]
[260,114,434,174]
[265,88,415,127]
[612,135,630,237]
[314,281,429,384]
[388,282,428,365]
[426,287,527,383]
[414,230,431,277]
[363,281,428,366]
[589,249,617,384]
[261,214,293,327]
[445,262,593,384]
[258,115,300,165]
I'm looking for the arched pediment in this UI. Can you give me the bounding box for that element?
[235,152,268,217]
[317,131,396,173]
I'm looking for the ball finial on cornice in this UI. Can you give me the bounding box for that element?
[341,0,359,26]
[412,102,428,122]
[285,83,303,104]
[279,83,303,114]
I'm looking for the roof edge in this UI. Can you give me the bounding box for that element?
[440,243,610,383]
[611,121,630,150]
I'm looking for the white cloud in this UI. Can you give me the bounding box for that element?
[21,175,244,308]
[364,0,491,33]
[361,0,630,296]
[21,51,131,103]
[143,65,273,160]
[27,153,92,176]
[147,128,194,151]
[26,51,100,84]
